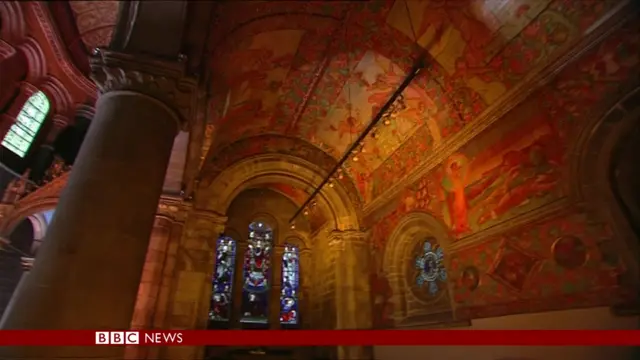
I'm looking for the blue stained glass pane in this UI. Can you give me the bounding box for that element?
[209,236,236,321]
[280,244,299,325]
[2,91,50,158]
[240,222,272,324]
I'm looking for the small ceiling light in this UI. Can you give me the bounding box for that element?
[290,223,296,230]
[371,131,379,139]
[353,154,359,162]
[311,200,317,207]
[338,172,344,180]
[383,118,391,126]
[328,181,335,188]
[303,209,309,216]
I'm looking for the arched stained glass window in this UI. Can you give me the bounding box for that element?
[2,91,50,157]
[240,222,273,324]
[280,244,299,325]
[209,236,237,322]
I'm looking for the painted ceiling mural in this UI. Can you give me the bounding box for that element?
[201,0,622,206]
[368,18,639,325]
[67,1,119,52]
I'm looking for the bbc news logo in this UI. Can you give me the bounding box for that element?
[95,331,139,344]
[95,331,184,345]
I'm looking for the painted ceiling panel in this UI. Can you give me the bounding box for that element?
[67,1,119,52]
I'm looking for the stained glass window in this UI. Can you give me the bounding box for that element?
[414,239,446,296]
[240,222,273,324]
[2,91,50,157]
[280,244,299,325]
[209,236,236,322]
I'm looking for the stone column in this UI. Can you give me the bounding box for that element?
[328,230,374,360]
[0,50,196,359]
[161,209,226,360]
[125,196,189,360]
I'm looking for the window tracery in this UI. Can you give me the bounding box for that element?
[2,91,49,157]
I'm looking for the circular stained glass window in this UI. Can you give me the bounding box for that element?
[408,238,447,300]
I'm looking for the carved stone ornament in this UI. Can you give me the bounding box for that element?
[89,49,198,129]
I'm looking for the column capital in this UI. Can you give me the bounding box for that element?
[157,195,192,222]
[328,229,369,248]
[89,49,197,130]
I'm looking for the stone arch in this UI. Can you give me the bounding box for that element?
[2,199,59,236]
[39,76,73,116]
[282,236,310,251]
[570,85,640,285]
[0,2,27,43]
[198,154,361,231]
[382,211,454,326]
[16,38,46,83]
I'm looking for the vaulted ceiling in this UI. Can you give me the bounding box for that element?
[49,0,625,207]
[198,0,619,204]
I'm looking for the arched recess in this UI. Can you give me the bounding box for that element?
[198,154,361,231]
[39,76,73,117]
[382,211,455,326]
[16,38,46,83]
[0,2,27,43]
[571,85,640,288]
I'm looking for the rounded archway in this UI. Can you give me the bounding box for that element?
[0,207,55,317]
[197,154,361,231]
[571,86,640,289]
[381,211,455,327]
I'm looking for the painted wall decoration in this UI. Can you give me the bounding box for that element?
[209,236,237,322]
[460,266,480,291]
[241,221,273,324]
[411,238,447,298]
[448,211,630,319]
[488,242,543,292]
[367,19,640,242]
[552,236,588,270]
[280,244,300,325]
[369,0,622,199]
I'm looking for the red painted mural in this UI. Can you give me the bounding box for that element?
[368,18,639,323]
[201,0,623,205]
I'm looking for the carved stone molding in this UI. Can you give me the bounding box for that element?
[74,103,95,120]
[89,49,198,128]
[30,2,96,98]
[328,229,369,250]
[0,39,16,60]
[189,208,227,234]
[157,195,191,222]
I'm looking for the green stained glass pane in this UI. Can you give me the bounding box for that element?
[2,91,50,157]
[17,112,40,134]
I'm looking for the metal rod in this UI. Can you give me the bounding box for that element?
[289,55,427,224]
